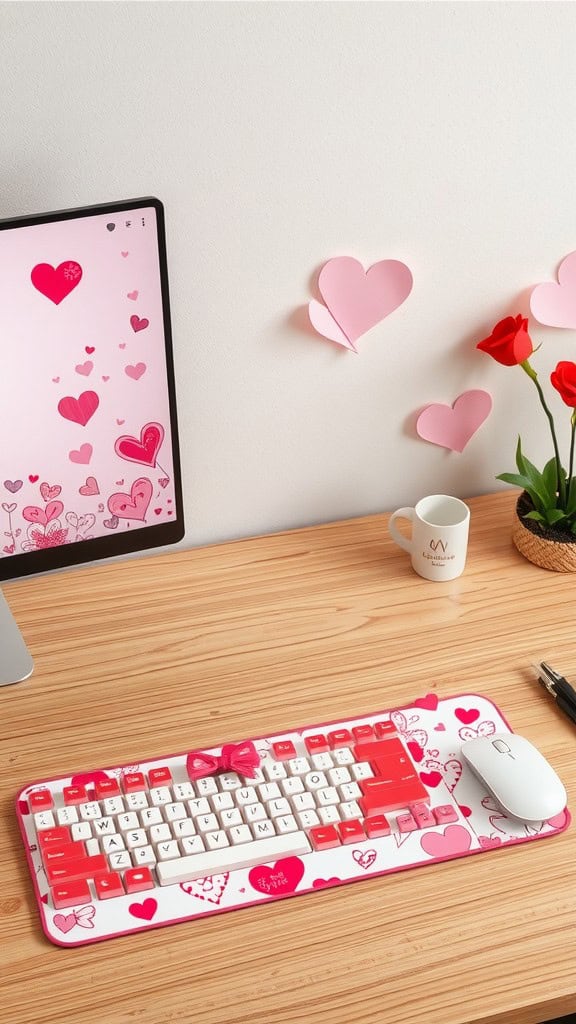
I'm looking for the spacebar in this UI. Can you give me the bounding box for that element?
[156,831,312,885]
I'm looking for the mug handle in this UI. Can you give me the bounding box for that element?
[388,507,415,553]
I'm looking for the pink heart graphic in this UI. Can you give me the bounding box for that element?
[308,299,357,351]
[416,390,492,453]
[478,835,502,849]
[458,804,472,818]
[31,261,82,304]
[314,256,413,344]
[248,856,305,895]
[54,913,77,934]
[115,422,164,467]
[129,897,157,921]
[420,824,472,858]
[29,474,38,482]
[108,477,153,521]
[58,390,99,426]
[455,707,480,725]
[413,693,439,711]
[52,377,60,383]
[434,723,446,732]
[79,476,99,496]
[180,873,230,905]
[312,877,341,889]
[40,483,61,501]
[119,343,126,349]
[85,346,95,354]
[419,770,443,788]
[2,502,17,513]
[352,849,377,870]
[125,362,147,381]
[530,251,576,328]
[159,477,169,488]
[121,251,129,258]
[4,479,23,493]
[22,501,63,526]
[69,444,93,465]
[127,290,139,300]
[3,544,14,554]
[130,315,149,333]
[75,360,93,376]
[101,376,110,382]
[407,741,424,763]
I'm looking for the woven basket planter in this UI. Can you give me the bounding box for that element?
[512,491,576,572]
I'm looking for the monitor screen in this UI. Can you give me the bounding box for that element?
[0,197,184,583]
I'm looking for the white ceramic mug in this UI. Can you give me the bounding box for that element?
[388,494,470,581]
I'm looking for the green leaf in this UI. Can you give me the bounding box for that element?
[519,450,558,508]
[544,508,567,526]
[542,458,560,504]
[515,436,527,476]
[496,472,548,514]
[566,482,576,517]
[523,511,546,522]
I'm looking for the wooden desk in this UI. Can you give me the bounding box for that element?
[2,490,576,1024]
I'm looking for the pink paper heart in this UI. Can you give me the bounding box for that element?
[352,848,377,870]
[69,444,93,465]
[108,477,153,521]
[129,897,157,921]
[421,824,472,858]
[416,390,492,452]
[308,299,357,350]
[455,707,479,725]
[413,693,439,711]
[530,251,576,328]
[248,856,304,895]
[317,256,413,344]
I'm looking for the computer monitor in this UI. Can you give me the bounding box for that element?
[0,197,184,684]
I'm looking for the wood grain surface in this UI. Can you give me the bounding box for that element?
[1,490,576,1024]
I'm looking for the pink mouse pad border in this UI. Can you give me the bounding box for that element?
[15,692,571,947]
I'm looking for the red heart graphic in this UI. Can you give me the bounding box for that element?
[458,804,472,818]
[248,856,304,896]
[31,261,82,304]
[58,391,99,426]
[29,474,39,483]
[85,346,95,354]
[407,740,424,763]
[419,770,443,788]
[312,877,341,889]
[129,898,157,921]
[413,693,439,711]
[455,707,480,725]
[115,422,164,467]
[108,477,153,522]
[130,315,149,333]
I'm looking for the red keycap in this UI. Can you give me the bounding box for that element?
[374,721,396,738]
[95,777,121,799]
[359,778,429,814]
[123,772,146,793]
[372,757,418,782]
[304,734,329,754]
[272,741,297,761]
[353,738,406,764]
[337,819,365,844]
[327,729,353,749]
[47,854,108,886]
[29,789,54,812]
[433,804,459,824]
[63,785,88,805]
[148,766,173,786]
[94,872,125,900]
[352,724,374,741]
[309,825,341,850]
[364,814,391,838]
[52,879,91,909]
[397,812,418,833]
[38,826,71,848]
[124,867,155,893]
[42,841,87,866]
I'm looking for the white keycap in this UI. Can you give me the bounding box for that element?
[292,792,316,812]
[56,807,78,826]
[126,792,149,811]
[304,772,328,791]
[181,835,206,855]
[187,798,211,817]
[281,776,305,797]
[275,814,298,834]
[340,801,362,820]
[150,823,172,843]
[287,757,310,776]
[258,783,281,802]
[311,753,334,771]
[80,801,102,821]
[140,806,163,827]
[103,834,126,853]
[157,831,311,885]
[211,792,234,812]
[125,829,148,849]
[340,782,362,801]
[328,767,352,786]
[173,782,195,800]
[296,809,320,829]
[205,830,230,851]
[230,825,252,845]
[250,767,265,784]
[244,803,267,823]
[195,777,218,796]
[219,772,241,790]
[165,802,186,822]
[235,786,257,806]
[263,761,287,781]
[350,762,373,781]
[93,817,115,836]
[117,812,140,831]
[267,797,291,818]
[252,819,276,839]
[333,747,354,766]
[133,845,156,866]
[196,813,219,833]
[71,822,92,841]
[157,840,180,860]
[172,818,196,838]
[150,786,172,806]
[103,796,125,815]
[318,806,341,825]
[108,850,131,871]
[86,838,101,856]
[220,808,243,828]
[316,787,339,806]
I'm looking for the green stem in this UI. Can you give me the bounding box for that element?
[567,412,576,508]
[520,359,566,507]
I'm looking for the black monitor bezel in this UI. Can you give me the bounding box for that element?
[0,196,184,582]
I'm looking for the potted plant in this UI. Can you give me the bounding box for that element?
[477,314,576,571]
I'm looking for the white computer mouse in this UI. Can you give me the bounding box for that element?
[461,732,567,823]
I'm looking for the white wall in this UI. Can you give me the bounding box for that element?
[3,0,576,547]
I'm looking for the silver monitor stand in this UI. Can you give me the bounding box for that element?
[0,589,34,686]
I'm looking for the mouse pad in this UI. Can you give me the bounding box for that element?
[16,692,571,947]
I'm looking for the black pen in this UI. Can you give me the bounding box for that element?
[535,661,576,725]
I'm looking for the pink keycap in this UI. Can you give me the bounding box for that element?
[272,741,297,761]
[397,813,418,833]
[52,879,91,909]
[412,805,436,829]
[95,872,125,900]
[148,767,172,786]
[123,772,146,793]
[304,734,329,754]
[433,804,459,824]
[29,789,54,812]
[309,825,341,850]
[337,819,365,844]
[125,867,155,893]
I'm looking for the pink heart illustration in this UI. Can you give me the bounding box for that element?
[420,824,472,858]
[40,482,61,501]
[52,377,60,383]
[407,741,424,763]
[248,856,304,895]
[308,299,357,351]
[3,544,14,554]
[352,848,377,870]
[4,479,23,493]
[434,723,446,732]
[180,873,229,905]
[125,362,147,381]
[69,444,93,465]
[108,477,153,521]
[413,693,439,711]
[458,805,472,818]
[58,390,99,426]
[130,315,149,333]
[121,251,129,258]
[75,360,93,376]
[478,835,502,849]
[159,477,169,488]
[101,375,110,382]
[455,707,480,725]
[127,290,139,300]
[54,913,77,934]
[31,261,82,304]
[22,501,63,526]
[115,423,164,467]
[419,770,443,788]
[316,256,413,344]
[530,251,576,328]
[2,502,16,513]
[129,897,157,921]
[79,476,99,496]
[312,877,341,889]
[416,390,492,453]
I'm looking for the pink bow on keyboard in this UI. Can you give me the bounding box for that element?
[186,740,260,780]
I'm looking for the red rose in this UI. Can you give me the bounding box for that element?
[476,314,533,366]
[551,361,576,407]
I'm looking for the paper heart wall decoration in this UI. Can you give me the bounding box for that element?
[416,390,492,452]
[308,256,413,351]
[530,251,576,328]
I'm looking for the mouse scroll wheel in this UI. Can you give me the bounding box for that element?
[493,739,510,753]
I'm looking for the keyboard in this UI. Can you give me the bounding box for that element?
[16,693,569,946]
